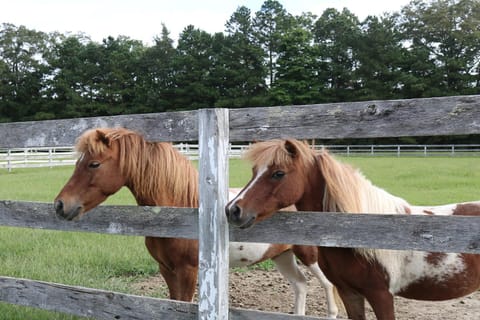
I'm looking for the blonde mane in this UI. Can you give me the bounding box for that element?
[243,139,316,169]
[76,128,198,207]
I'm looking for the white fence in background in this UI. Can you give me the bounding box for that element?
[0,146,76,171]
[324,144,480,157]
[1,143,480,171]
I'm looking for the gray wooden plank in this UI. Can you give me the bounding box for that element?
[2,95,480,147]
[0,276,198,320]
[0,201,198,238]
[2,201,480,254]
[0,277,327,320]
[229,210,480,254]
[0,110,198,148]
[229,95,480,141]
[198,108,230,320]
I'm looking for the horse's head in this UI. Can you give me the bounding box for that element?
[54,128,127,220]
[226,139,315,228]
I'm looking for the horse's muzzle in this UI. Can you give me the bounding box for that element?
[54,199,82,221]
[225,204,256,229]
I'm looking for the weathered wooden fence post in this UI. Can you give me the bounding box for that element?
[198,108,230,320]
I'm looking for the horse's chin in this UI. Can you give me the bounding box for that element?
[228,214,257,229]
[238,216,256,229]
[57,206,84,221]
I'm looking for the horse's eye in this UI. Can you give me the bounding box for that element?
[271,171,285,180]
[88,161,101,169]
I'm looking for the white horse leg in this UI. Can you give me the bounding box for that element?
[271,250,308,315]
[305,262,338,319]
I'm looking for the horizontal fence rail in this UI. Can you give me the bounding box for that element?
[0,276,321,320]
[1,201,480,254]
[1,95,480,148]
[1,95,480,320]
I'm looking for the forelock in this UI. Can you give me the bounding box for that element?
[243,139,315,168]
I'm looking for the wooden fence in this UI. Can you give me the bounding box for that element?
[1,95,480,319]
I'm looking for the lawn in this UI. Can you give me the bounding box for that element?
[1,156,480,319]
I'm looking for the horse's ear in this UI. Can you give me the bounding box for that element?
[284,139,298,158]
[96,129,110,146]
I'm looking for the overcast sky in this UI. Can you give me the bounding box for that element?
[1,0,412,44]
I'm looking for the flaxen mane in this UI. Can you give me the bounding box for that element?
[243,139,316,169]
[76,128,198,207]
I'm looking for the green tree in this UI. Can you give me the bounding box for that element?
[314,8,361,102]
[172,25,217,109]
[253,0,291,86]
[271,12,318,105]
[95,36,144,114]
[354,14,406,100]
[135,24,176,112]
[217,6,268,107]
[0,23,49,121]
[45,33,91,118]
[400,0,480,96]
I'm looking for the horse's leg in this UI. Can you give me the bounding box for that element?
[337,289,366,320]
[363,290,395,320]
[305,262,339,319]
[293,245,339,318]
[271,250,308,315]
[145,237,198,301]
[158,263,198,301]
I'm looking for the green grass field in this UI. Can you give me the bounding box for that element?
[1,156,480,319]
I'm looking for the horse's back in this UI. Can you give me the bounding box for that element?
[410,201,480,216]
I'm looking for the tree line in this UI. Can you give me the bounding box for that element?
[0,0,479,124]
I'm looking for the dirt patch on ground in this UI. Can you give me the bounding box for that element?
[133,266,480,319]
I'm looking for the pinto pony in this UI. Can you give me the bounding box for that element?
[226,138,480,320]
[54,128,339,317]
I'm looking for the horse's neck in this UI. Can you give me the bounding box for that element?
[129,187,174,206]
[295,165,326,212]
[294,159,409,215]
[125,144,199,208]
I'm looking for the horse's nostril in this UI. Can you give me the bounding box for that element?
[54,199,64,215]
[230,204,241,219]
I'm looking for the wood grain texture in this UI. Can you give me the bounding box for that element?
[0,277,326,320]
[1,95,480,147]
[2,201,480,254]
[0,201,198,238]
[229,95,480,141]
[229,211,480,254]
[198,108,230,320]
[0,110,198,148]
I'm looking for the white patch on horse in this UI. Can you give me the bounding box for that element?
[410,203,456,216]
[77,152,85,163]
[227,165,268,210]
[228,189,241,200]
[229,242,272,268]
[373,250,465,294]
[228,189,276,267]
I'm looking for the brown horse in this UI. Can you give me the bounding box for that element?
[226,138,480,320]
[54,128,340,317]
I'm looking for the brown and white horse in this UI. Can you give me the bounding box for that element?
[226,138,480,320]
[54,128,339,317]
